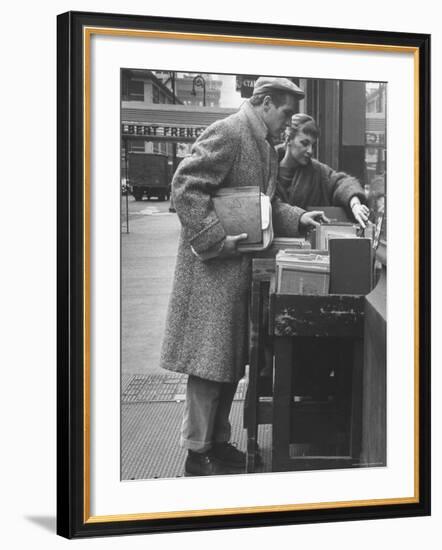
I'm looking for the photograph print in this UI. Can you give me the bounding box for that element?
[120,69,387,481]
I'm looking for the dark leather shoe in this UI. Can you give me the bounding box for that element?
[212,442,246,469]
[184,451,219,476]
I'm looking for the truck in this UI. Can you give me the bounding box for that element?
[127,152,170,201]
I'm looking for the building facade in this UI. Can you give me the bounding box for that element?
[121,70,387,210]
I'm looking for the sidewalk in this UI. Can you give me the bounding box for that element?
[121,198,272,479]
[121,373,273,479]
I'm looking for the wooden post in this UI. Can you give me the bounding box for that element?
[272,337,293,471]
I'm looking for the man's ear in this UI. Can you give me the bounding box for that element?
[263,95,272,111]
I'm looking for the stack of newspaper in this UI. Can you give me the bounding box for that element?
[276,250,330,295]
[272,237,311,251]
[314,223,358,251]
[312,221,376,251]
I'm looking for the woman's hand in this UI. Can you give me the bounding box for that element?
[299,210,330,229]
[351,203,370,228]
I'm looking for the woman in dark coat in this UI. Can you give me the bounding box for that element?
[276,114,370,228]
[270,114,371,422]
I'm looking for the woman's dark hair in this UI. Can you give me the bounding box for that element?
[285,113,320,141]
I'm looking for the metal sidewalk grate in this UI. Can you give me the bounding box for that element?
[121,401,272,480]
[122,374,247,404]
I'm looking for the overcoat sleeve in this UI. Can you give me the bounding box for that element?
[172,120,240,255]
[320,163,366,208]
[271,198,306,237]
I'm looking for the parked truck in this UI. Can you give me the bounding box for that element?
[128,152,170,201]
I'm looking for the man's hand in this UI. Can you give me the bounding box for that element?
[299,210,330,229]
[351,203,370,228]
[217,233,248,258]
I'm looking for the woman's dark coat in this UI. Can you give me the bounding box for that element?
[276,158,366,228]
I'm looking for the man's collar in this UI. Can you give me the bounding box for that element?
[241,101,268,141]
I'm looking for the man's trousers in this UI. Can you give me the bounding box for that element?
[180,374,238,453]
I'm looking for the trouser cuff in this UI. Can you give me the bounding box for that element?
[180,436,212,453]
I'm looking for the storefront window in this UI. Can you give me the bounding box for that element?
[128,140,145,152]
[365,82,386,239]
[122,80,144,102]
[152,86,160,104]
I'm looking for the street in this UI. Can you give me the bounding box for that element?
[121,194,180,376]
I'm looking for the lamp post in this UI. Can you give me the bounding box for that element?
[191,74,206,106]
[169,71,177,212]
[123,136,129,233]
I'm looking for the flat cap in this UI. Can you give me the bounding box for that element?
[253,76,305,99]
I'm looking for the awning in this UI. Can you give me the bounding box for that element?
[121,103,237,142]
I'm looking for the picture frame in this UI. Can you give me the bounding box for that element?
[57,10,431,539]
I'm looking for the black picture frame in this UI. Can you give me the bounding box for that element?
[57,10,431,539]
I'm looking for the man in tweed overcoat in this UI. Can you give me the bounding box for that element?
[160,77,327,476]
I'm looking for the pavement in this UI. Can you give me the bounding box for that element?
[120,195,272,480]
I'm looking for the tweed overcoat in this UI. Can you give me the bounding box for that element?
[160,102,304,383]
